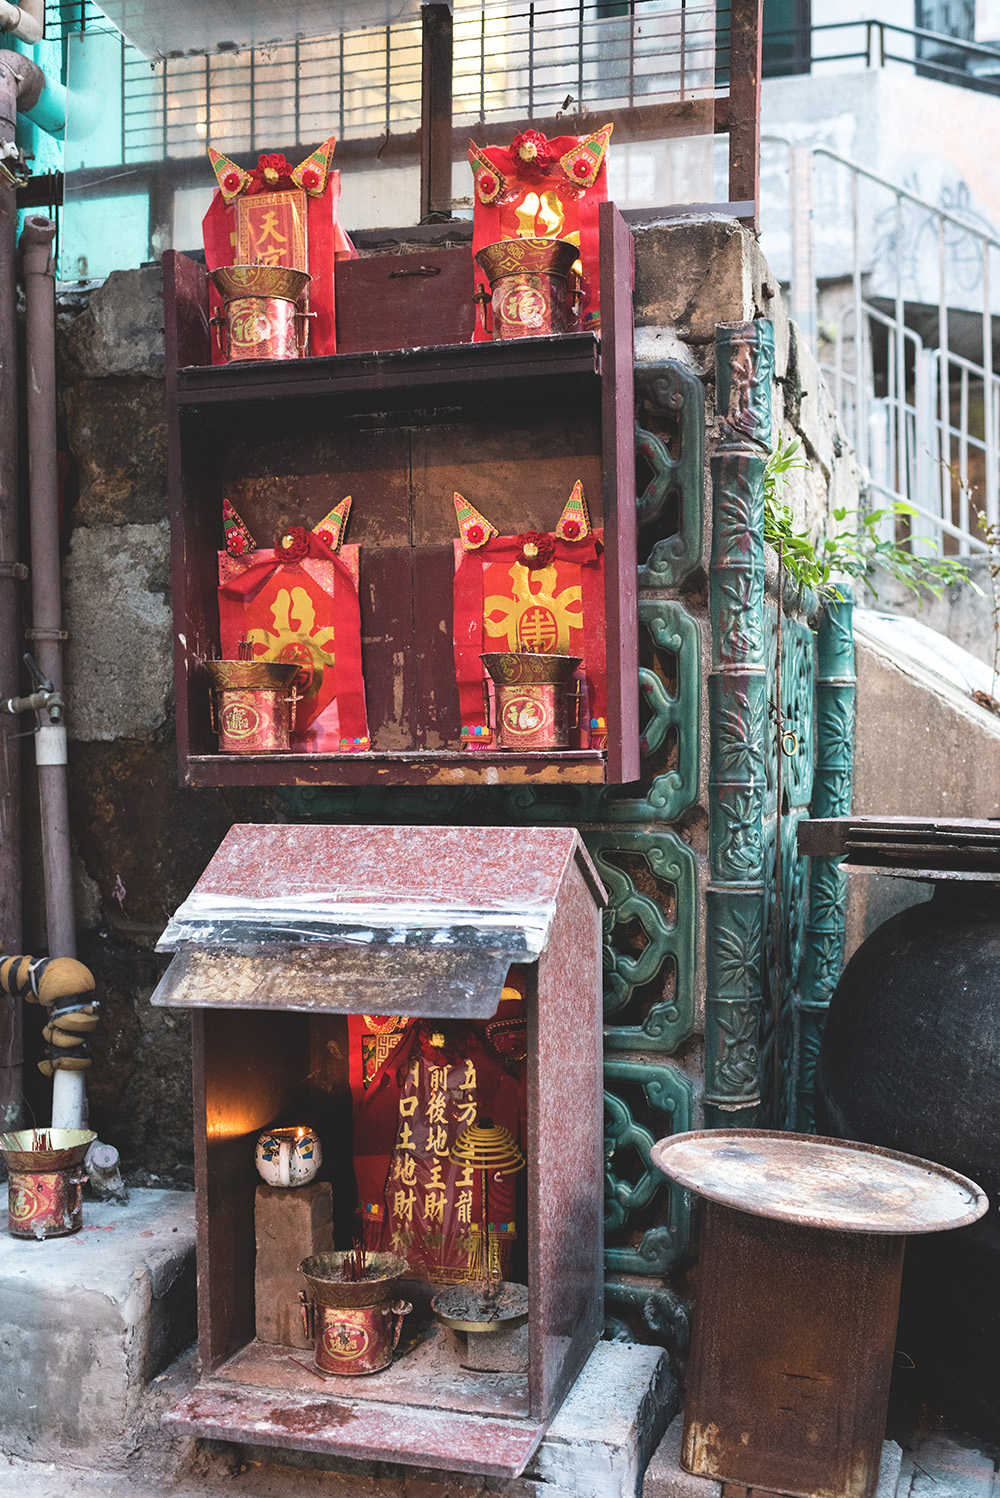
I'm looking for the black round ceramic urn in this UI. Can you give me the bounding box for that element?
[815,880,1000,1436]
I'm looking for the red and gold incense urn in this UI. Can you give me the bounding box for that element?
[0,1128,95,1239]
[474,237,580,339]
[205,659,300,754]
[208,264,312,362]
[481,651,581,750]
[299,1251,411,1376]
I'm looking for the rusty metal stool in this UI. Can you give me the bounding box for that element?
[651,1129,987,1498]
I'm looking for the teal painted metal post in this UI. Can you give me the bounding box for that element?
[705,320,774,1128]
[796,588,856,1131]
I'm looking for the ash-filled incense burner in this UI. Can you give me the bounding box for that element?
[299,1251,411,1375]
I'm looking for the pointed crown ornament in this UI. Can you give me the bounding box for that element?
[208,136,337,203]
[467,123,612,200]
[454,483,591,551]
[454,492,499,551]
[222,495,353,558]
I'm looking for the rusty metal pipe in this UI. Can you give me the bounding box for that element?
[19,216,75,962]
[0,53,45,1128]
[20,213,84,1132]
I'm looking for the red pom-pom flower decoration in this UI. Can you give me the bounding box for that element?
[275,526,309,562]
[516,531,556,569]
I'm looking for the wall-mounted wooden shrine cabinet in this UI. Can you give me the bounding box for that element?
[151,823,606,1479]
[162,203,637,789]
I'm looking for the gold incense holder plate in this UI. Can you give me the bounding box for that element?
[0,1127,96,1172]
[431,1281,530,1334]
[208,263,312,303]
[480,652,581,687]
[205,660,300,692]
[298,1251,410,1309]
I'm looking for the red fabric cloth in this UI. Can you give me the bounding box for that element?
[202,170,355,362]
[452,532,607,748]
[469,130,609,342]
[352,1019,523,1284]
[218,537,369,750]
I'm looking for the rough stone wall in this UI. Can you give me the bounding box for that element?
[44,220,857,1185]
[45,268,283,1184]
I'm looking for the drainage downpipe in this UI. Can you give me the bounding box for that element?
[0,0,42,46]
[0,51,43,1129]
[20,214,85,1131]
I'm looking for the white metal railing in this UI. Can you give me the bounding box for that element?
[762,139,999,557]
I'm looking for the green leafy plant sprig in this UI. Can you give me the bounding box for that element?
[763,435,975,604]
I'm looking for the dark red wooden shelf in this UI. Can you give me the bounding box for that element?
[175,332,602,414]
[186,749,606,787]
[163,201,638,790]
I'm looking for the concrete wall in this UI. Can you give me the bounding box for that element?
[631,212,862,537]
[843,614,1000,956]
[760,67,1000,313]
[39,268,285,1184]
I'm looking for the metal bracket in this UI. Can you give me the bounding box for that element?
[0,141,30,190]
[0,560,28,580]
[25,627,69,642]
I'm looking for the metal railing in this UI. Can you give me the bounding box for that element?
[60,0,716,166]
[762,17,1000,94]
[765,139,999,557]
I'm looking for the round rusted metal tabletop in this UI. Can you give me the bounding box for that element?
[651,1128,988,1235]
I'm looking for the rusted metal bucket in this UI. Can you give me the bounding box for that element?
[474,237,579,339]
[0,1128,95,1239]
[298,1251,411,1376]
[481,652,581,751]
[205,660,299,754]
[208,264,312,362]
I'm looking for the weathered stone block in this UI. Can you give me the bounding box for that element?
[256,1182,333,1348]
[527,1340,675,1498]
[63,520,172,741]
[461,1318,529,1373]
[0,1188,195,1465]
[62,377,168,527]
[642,1415,720,1498]
[634,220,756,345]
[68,739,249,936]
[60,266,165,381]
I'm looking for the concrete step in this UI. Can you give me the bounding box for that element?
[0,1338,674,1498]
[0,1174,674,1498]
[0,1186,196,1466]
[903,1432,1000,1498]
[642,1415,1000,1498]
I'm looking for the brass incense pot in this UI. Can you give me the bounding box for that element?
[474,236,580,339]
[205,658,300,754]
[0,1128,96,1240]
[481,651,581,751]
[298,1251,411,1376]
[208,264,312,362]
